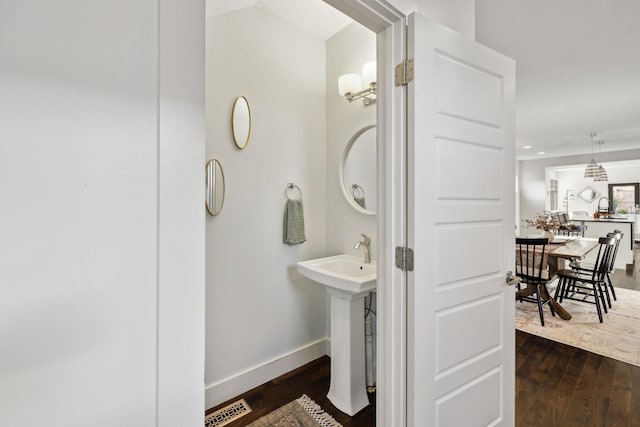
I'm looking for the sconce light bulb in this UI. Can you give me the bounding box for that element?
[338,73,362,96]
[362,61,376,88]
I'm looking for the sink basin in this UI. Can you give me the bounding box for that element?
[297,254,376,294]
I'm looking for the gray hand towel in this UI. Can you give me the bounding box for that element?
[283,199,306,245]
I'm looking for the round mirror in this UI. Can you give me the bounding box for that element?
[232,96,251,149]
[339,125,376,215]
[205,159,225,216]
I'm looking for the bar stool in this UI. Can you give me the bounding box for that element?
[555,212,586,237]
[567,224,587,237]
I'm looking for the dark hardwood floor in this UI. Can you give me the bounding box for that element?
[516,330,640,427]
[611,241,640,291]
[515,242,640,426]
[206,356,375,426]
[208,334,640,427]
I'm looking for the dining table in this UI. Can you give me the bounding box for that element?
[547,236,599,277]
[515,236,600,320]
[517,235,600,278]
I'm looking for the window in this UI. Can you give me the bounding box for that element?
[608,183,639,213]
[549,179,558,211]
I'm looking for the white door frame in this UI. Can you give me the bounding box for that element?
[157,1,206,426]
[166,1,409,424]
[323,1,406,425]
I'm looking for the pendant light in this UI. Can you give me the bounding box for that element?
[585,133,608,181]
[584,158,599,177]
[593,136,608,182]
[594,164,608,182]
[584,133,599,178]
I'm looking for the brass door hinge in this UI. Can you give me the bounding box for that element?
[395,59,414,86]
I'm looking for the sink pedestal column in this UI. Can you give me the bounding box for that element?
[326,288,370,416]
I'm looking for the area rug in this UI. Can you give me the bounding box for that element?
[247,394,342,427]
[515,284,640,367]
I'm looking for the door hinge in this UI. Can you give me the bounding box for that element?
[395,59,414,86]
[395,247,414,271]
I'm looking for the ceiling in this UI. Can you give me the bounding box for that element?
[476,0,640,160]
[207,0,640,161]
[205,0,352,40]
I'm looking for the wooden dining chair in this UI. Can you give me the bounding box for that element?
[570,230,622,308]
[515,237,555,326]
[554,236,616,323]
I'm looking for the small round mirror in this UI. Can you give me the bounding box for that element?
[339,125,376,215]
[205,159,225,216]
[232,96,251,149]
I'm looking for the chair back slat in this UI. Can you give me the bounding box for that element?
[515,237,549,282]
[588,236,616,281]
[607,230,623,273]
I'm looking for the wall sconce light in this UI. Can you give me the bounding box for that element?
[563,189,574,213]
[338,61,376,106]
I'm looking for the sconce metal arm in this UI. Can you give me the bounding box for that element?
[345,84,377,106]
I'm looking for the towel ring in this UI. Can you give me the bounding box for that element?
[351,184,365,199]
[284,183,303,201]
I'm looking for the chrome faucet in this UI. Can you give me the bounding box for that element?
[354,234,372,264]
[598,197,610,214]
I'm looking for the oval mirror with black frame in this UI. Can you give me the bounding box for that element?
[232,96,251,149]
[205,159,225,216]
[339,124,376,215]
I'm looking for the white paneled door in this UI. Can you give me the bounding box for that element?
[405,13,516,426]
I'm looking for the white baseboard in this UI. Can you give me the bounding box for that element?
[205,338,330,410]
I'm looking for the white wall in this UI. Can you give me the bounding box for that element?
[326,23,377,257]
[205,8,329,407]
[555,162,640,215]
[0,1,205,426]
[519,148,640,224]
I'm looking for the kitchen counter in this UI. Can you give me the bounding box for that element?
[570,218,635,268]
[576,217,634,223]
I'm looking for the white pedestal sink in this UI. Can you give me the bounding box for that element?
[297,254,376,416]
